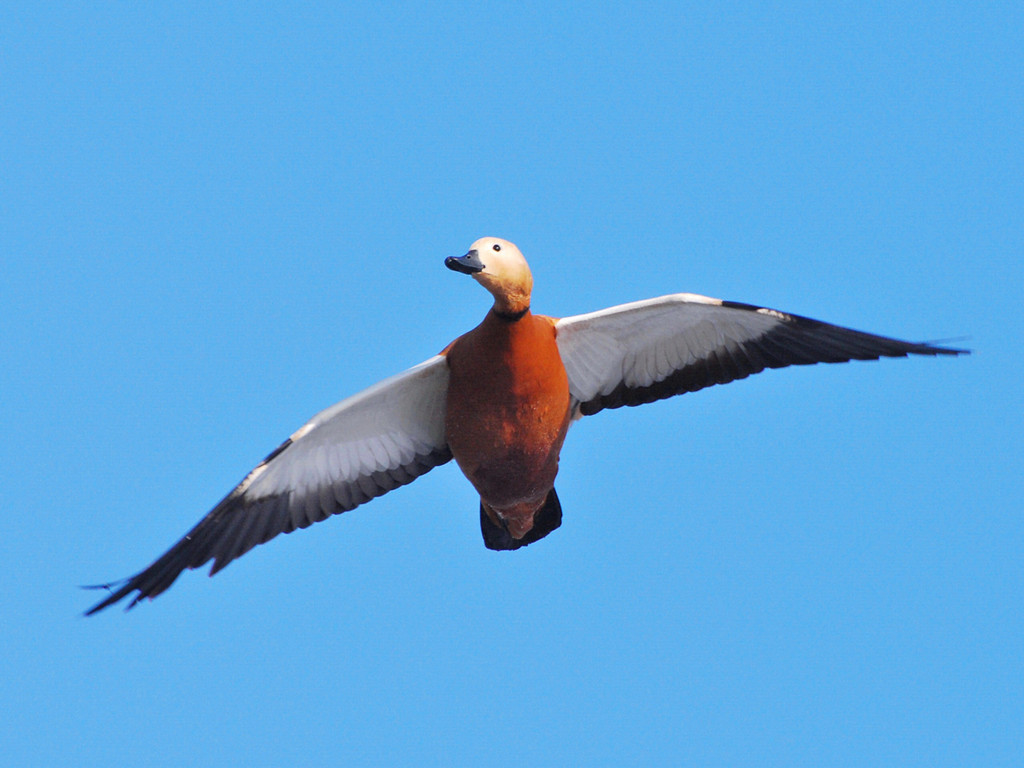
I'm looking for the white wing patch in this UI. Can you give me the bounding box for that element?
[555,292,962,417]
[245,355,450,501]
[556,294,783,403]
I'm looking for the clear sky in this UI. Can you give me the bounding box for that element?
[3,2,1021,766]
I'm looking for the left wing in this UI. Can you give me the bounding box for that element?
[86,355,452,614]
[555,294,966,417]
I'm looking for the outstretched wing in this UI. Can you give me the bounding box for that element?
[86,355,452,614]
[555,294,966,417]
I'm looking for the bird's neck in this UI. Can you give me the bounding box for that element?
[490,289,531,319]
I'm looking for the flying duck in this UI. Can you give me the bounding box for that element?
[85,237,965,613]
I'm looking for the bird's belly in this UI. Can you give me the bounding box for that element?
[447,397,569,508]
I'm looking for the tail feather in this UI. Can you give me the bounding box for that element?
[480,489,562,551]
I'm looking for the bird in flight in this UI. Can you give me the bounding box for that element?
[85,237,965,614]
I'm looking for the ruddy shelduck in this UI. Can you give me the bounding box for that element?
[86,237,965,613]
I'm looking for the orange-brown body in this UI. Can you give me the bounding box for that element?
[444,309,571,539]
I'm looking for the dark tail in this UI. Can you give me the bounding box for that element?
[480,489,562,551]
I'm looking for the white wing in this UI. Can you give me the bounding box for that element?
[555,294,965,416]
[87,355,451,613]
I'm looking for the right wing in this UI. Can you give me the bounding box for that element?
[86,355,452,614]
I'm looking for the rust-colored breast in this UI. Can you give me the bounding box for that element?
[443,310,571,511]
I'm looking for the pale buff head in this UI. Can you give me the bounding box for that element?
[445,237,533,316]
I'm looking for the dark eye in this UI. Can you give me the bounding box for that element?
[492,244,501,251]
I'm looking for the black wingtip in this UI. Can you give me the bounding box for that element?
[917,336,971,355]
[81,577,138,616]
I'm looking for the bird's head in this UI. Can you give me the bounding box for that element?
[446,237,533,317]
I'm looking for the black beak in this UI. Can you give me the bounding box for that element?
[445,249,485,274]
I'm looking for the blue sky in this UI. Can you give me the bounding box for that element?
[3,2,1021,765]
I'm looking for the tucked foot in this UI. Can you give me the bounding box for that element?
[479,489,562,551]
